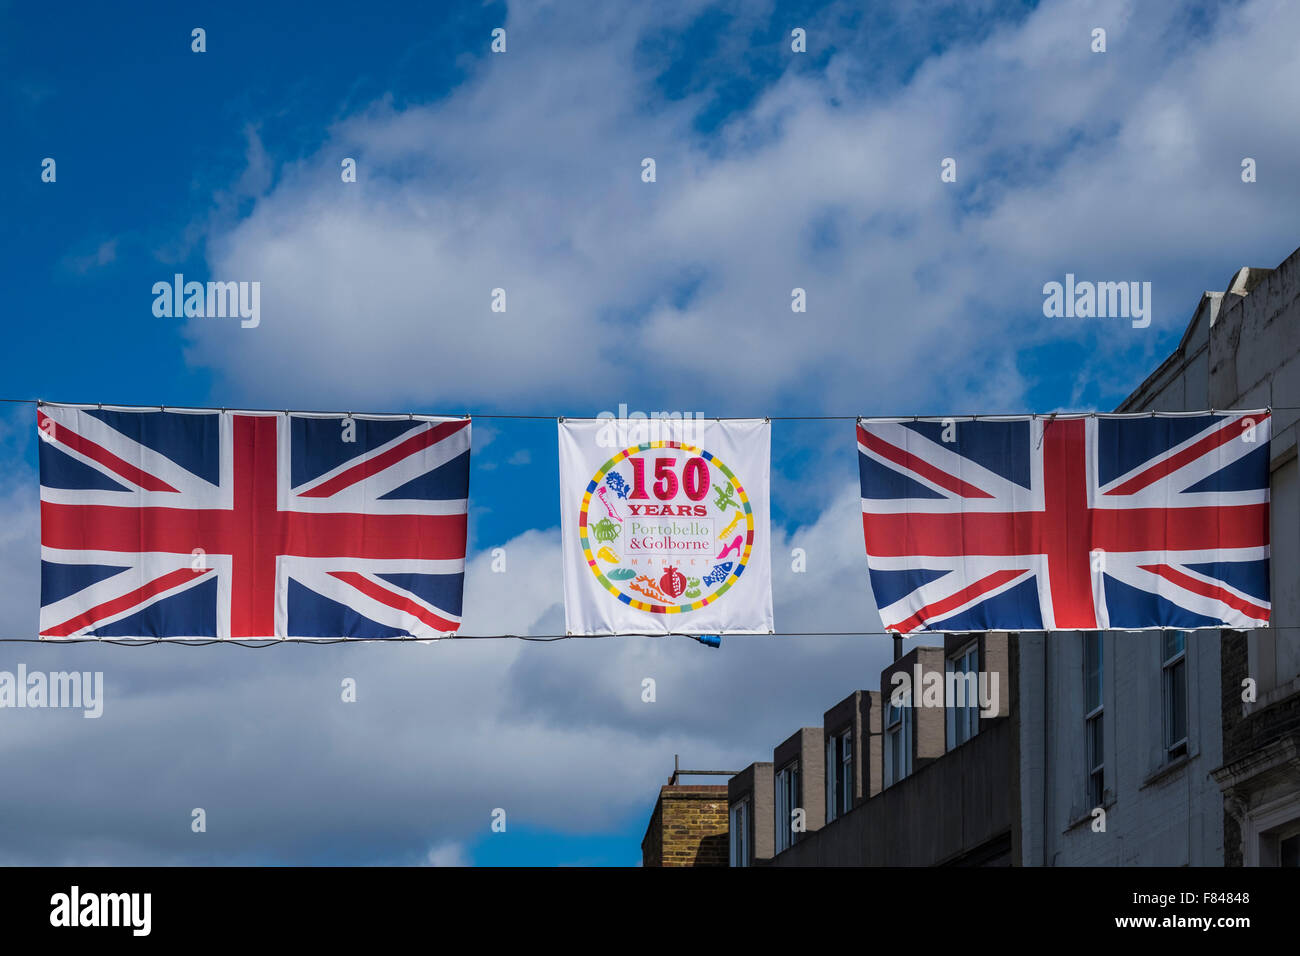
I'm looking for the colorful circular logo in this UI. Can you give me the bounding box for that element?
[579,441,754,613]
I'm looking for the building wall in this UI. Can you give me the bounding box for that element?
[727,762,774,865]
[773,727,826,842]
[641,785,729,867]
[823,691,879,808]
[861,690,883,798]
[770,638,1017,866]
[1203,249,1300,865]
[1209,258,1300,692]
[1019,631,1223,865]
[881,646,947,770]
[771,716,1016,866]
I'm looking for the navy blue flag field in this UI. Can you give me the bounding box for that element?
[857,411,1271,633]
[38,404,470,640]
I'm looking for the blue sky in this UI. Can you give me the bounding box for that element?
[2,0,1299,865]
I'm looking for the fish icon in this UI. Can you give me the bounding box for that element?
[703,562,733,586]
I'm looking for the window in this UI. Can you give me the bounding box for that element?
[775,761,801,853]
[946,641,980,749]
[1255,817,1300,866]
[838,730,852,815]
[884,694,913,787]
[1162,631,1188,759]
[1084,632,1104,806]
[729,799,749,867]
[825,729,853,822]
[1281,833,1300,868]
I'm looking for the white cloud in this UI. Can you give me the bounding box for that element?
[182,0,1300,418]
[422,841,469,867]
[0,405,38,637]
[65,238,118,275]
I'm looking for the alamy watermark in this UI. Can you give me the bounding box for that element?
[593,404,707,447]
[1042,274,1151,328]
[889,662,1000,718]
[50,886,150,936]
[0,664,103,718]
[152,273,260,328]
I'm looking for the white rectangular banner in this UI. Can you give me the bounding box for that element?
[558,417,773,635]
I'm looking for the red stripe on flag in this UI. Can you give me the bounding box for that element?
[1094,504,1270,551]
[300,419,468,498]
[39,410,179,493]
[1040,418,1097,629]
[328,571,459,633]
[886,568,1025,633]
[42,567,210,637]
[1138,564,1270,621]
[857,424,993,499]
[40,502,467,560]
[283,513,467,559]
[861,504,1269,556]
[1105,415,1268,495]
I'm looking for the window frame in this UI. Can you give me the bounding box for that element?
[824,735,834,824]
[884,693,913,788]
[1162,630,1189,760]
[774,760,801,853]
[946,640,981,750]
[839,728,853,815]
[825,728,854,822]
[729,798,750,867]
[1084,632,1105,807]
[1244,794,1300,866]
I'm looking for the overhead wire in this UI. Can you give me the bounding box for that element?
[0,397,1281,644]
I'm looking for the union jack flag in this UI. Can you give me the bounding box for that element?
[857,412,1271,633]
[38,404,471,640]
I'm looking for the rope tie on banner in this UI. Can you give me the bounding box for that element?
[1035,412,1057,450]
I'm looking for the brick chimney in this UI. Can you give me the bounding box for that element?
[641,784,729,866]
